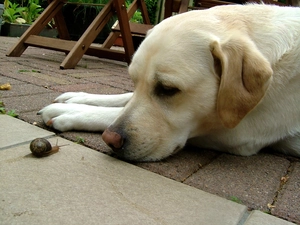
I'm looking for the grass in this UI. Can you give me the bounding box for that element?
[76,136,85,144]
[229,196,243,204]
[0,100,18,118]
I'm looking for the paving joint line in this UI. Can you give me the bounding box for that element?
[237,209,251,225]
[0,134,57,151]
[181,153,222,183]
[268,160,293,214]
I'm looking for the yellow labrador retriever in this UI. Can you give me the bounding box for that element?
[39,4,300,161]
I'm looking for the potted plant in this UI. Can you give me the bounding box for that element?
[1,0,57,37]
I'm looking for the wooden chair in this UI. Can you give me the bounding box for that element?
[7,0,209,69]
[6,0,153,69]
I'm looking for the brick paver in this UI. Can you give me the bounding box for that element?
[272,162,300,224]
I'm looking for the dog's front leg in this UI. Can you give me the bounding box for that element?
[54,92,133,107]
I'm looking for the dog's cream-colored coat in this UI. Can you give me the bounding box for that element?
[39,4,300,161]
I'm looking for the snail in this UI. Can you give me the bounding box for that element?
[30,138,67,157]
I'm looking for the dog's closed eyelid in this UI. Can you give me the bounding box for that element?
[154,83,181,97]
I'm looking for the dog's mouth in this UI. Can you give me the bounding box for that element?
[110,144,184,162]
[107,142,125,154]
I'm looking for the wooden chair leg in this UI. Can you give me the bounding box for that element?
[102,0,151,59]
[6,0,66,57]
[47,0,70,40]
[164,0,174,18]
[179,0,189,13]
[114,0,135,64]
[102,0,139,50]
[60,0,115,69]
[53,6,70,40]
[102,31,121,49]
[138,0,151,24]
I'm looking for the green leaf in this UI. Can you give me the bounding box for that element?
[0,107,6,114]
[7,110,18,118]
[75,136,85,144]
[230,196,243,204]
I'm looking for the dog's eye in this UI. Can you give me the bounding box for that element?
[154,83,180,97]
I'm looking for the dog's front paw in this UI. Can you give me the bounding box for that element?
[38,103,122,132]
[38,103,80,132]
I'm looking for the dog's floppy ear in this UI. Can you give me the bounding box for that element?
[210,36,273,128]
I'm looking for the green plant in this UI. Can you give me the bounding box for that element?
[123,0,143,23]
[21,0,43,24]
[144,0,158,24]
[75,136,85,144]
[0,101,6,114]
[67,0,110,22]
[3,0,43,24]
[0,100,18,117]
[126,0,158,24]
[131,10,142,23]
[3,0,26,23]
[229,196,243,204]
[6,109,18,117]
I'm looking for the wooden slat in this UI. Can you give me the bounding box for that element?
[25,35,75,51]
[112,22,153,36]
[86,47,126,62]
[25,35,127,63]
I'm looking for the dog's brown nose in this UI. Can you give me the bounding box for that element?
[102,128,124,151]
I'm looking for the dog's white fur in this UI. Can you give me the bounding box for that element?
[39,4,300,161]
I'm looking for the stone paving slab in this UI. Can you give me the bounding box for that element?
[0,134,248,225]
[244,211,295,225]
[0,115,54,150]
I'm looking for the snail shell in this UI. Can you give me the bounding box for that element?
[30,138,59,157]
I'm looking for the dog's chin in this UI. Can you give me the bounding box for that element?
[113,145,184,162]
[116,155,161,163]
[113,152,164,162]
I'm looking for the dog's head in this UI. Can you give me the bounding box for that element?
[102,11,272,161]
